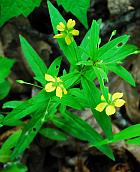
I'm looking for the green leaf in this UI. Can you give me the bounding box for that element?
[84,67,96,81]
[0,57,15,83]
[56,0,90,28]
[3,100,23,109]
[127,137,140,145]
[99,124,140,146]
[93,109,113,139]
[46,97,60,119]
[81,77,100,106]
[40,127,68,141]
[107,64,135,86]
[53,116,86,141]
[3,120,24,127]
[3,90,49,125]
[79,19,101,61]
[97,35,130,61]
[89,20,100,59]
[77,60,93,66]
[53,111,115,160]
[81,77,113,139]
[61,71,80,88]
[113,124,140,142]
[0,130,21,163]
[0,0,41,27]
[69,88,90,107]
[103,44,138,63]
[47,57,62,77]
[0,80,11,100]
[11,107,47,160]
[19,35,47,86]
[93,67,109,101]
[79,32,91,61]
[61,94,84,110]
[47,1,79,65]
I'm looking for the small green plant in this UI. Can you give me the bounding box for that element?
[1,0,140,169]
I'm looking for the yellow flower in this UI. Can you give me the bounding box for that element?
[95,92,125,116]
[53,19,79,45]
[44,74,67,99]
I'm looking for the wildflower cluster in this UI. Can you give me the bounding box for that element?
[52,18,126,116]
[95,92,125,116]
[54,19,79,45]
[45,74,67,99]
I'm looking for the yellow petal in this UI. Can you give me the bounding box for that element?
[45,82,56,92]
[63,89,67,95]
[67,19,76,29]
[65,35,72,45]
[56,77,62,82]
[112,92,123,101]
[70,29,79,36]
[105,105,116,116]
[53,33,64,39]
[56,22,65,31]
[56,86,63,98]
[95,102,108,112]
[114,99,125,107]
[45,74,55,82]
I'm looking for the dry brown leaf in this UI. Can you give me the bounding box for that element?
[109,163,130,172]
[125,144,140,163]
[109,74,140,123]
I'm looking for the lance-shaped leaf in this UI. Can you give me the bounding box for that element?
[89,20,100,59]
[93,66,109,101]
[79,19,101,61]
[52,111,115,160]
[97,124,140,146]
[3,100,23,109]
[11,107,47,159]
[107,64,135,86]
[3,90,49,125]
[0,130,21,163]
[69,88,90,107]
[19,35,47,86]
[61,71,80,88]
[127,137,140,145]
[40,127,68,141]
[60,93,84,110]
[96,35,130,61]
[103,44,138,63]
[113,124,140,142]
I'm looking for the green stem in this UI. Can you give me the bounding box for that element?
[16,80,43,89]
